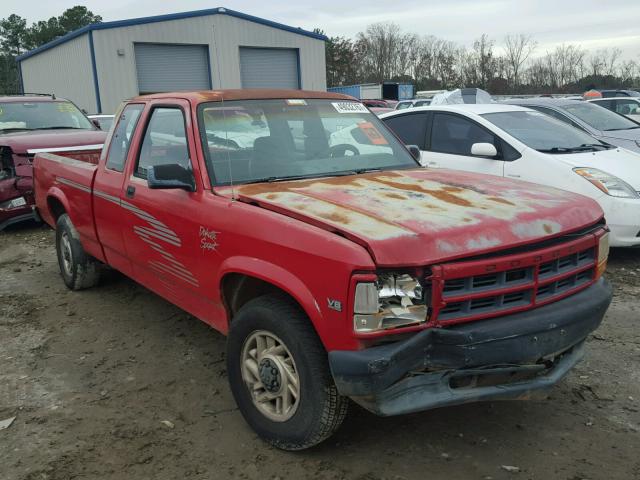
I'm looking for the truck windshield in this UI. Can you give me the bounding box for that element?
[482,110,611,153]
[197,99,418,186]
[0,101,94,132]
[561,102,640,131]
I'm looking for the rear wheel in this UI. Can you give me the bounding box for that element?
[227,295,348,450]
[55,214,100,290]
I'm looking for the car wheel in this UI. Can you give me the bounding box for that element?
[55,213,100,290]
[227,294,348,450]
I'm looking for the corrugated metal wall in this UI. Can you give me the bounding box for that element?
[91,13,326,113]
[19,34,97,113]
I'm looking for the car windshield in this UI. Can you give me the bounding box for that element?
[198,99,418,186]
[482,110,610,153]
[0,101,94,132]
[561,102,639,131]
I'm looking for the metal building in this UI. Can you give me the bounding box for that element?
[16,7,327,114]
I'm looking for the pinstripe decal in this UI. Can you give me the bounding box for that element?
[57,175,198,288]
[57,177,92,193]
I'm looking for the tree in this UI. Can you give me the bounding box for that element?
[0,14,28,55]
[504,34,536,87]
[26,6,102,49]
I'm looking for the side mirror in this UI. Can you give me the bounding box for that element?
[406,145,422,161]
[471,142,498,158]
[147,164,195,192]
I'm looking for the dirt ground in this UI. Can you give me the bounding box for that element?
[1,223,639,480]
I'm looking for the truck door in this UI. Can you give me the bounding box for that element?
[93,103,144,275]
[120,101,207,306]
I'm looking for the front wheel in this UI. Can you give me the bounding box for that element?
[55,214,101,290]
[227,295,348,450]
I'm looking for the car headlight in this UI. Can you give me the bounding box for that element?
[573,168,639,198]
[353,273,427,333]
[0,196,27,209]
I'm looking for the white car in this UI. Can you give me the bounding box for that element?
[588,97,640,122]
[381,104,640,247]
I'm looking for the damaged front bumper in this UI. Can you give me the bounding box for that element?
[329,278,612,416]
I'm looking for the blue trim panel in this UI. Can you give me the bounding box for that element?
[17,60,24,93]
[296,48,302,89]
[88,31,102,113]
[16,7,327,61]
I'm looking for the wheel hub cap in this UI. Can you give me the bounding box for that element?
[259,357,281,393]
[240,330,300,422]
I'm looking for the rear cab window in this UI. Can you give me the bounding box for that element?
[105,104,144,172]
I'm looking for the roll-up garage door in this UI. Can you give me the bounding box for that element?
[134,43,211,94]
[239,47,300,89]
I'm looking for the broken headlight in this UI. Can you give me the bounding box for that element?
[353,273,428,333]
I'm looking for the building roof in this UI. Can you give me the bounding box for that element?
[16,7,327,62]
[133,89,354,103]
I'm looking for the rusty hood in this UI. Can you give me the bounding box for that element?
[218,169,604,266]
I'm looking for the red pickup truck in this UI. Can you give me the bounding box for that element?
[34,90,612,450]
[0,94,106,230]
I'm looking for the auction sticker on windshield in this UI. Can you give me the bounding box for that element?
[358,121,388,145]
[332,102,370,114]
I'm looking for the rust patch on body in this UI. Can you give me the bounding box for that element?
[318,211,351,225]
[375,178,473,207]
[384,192,407,200]
[488,196,515,206]
[543,224,553,234]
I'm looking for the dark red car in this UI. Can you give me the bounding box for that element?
[361,99,389,108]
[0,94,106,230]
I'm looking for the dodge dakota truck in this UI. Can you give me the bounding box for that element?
[34,90,612,450]
[0,94,106,231]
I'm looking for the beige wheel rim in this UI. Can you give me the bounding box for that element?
[240,330,300,422]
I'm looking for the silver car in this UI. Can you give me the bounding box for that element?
[505,98,640,153]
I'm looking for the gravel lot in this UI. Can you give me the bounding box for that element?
[1,223,639,480]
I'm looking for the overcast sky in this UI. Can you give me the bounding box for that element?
[5,0,640,59]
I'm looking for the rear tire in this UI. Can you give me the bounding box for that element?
[227,295,348,450]
[55,214,100,290]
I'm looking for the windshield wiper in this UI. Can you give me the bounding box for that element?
[33,126,87,130]
[237,168,385,186]
[0,127,34,133]
[539,145,605,153]
[603,126,640,131]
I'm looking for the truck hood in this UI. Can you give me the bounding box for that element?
[554,147,640,190]
[218,169,603,266]
[0,129,106,154]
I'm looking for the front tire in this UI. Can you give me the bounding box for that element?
[55,213,100,290]
[227,295,348,450]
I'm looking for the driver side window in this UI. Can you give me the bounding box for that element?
[430,113,495,155]
[136,107,191,178]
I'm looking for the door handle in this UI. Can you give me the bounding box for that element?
[126,185,136,198]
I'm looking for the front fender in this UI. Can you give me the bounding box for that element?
[217,256,323,333]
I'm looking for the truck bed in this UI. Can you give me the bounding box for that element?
[34,150,102,260]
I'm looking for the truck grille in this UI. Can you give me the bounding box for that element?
[429,231,602,326]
